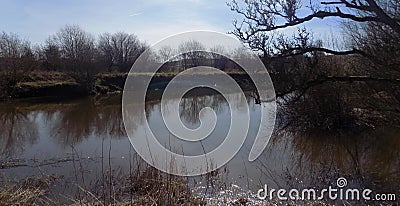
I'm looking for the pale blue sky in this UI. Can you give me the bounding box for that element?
[0,0,342,45]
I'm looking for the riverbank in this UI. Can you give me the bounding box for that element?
[1,71,256,100]
[0,169,334,206]
[3,71,399,131]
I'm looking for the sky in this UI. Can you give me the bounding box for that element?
[0,0,342,46]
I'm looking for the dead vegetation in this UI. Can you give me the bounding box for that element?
[0,167,205,206]
[0,175,58,205]
[0,166,340,206]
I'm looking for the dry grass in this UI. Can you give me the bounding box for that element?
[0,167,204,206]
[0,175,58,205]
[0,168,340,206]
[125,167,205,205]
[22,71,75,82]
[17,81,79,88]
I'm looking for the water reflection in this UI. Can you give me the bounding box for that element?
[50,97,126,146]
[265,126,400,193]
[180,94,226,125]
[0,105,38,158]
[0,96,129,156]
[0,93,398,199]
[179,89,252,125]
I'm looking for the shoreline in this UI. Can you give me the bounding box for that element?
[1,71,257,101]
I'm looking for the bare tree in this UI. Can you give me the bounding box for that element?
[41,38,62,71]
[51,25,97,90]
[0,32,35,97]
[178,40,206,69]
[97,33,114,72]
[229,0,400,91]
[343,2,400,73]
[210,45,229,70]
[229,0,400,128]
[157,45,175,62]
[0,32,34,72]
[56,25,95,60]
[229,0,400,58]
[98,32,146,72]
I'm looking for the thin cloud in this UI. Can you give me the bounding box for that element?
[129,12,143,17]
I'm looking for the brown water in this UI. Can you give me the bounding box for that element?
[0,92,399,204]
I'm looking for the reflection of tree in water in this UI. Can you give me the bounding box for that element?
[51,96,152,146]
[92,96,127,138]
[280,81,400,130]
[51,98,99,146]
[355,128,400,191]
[276,127,400,192]
[0,95,153,153]
[0,106,38,158]
[49,97,125,146]
[94,106,125,137]
[179,92,251,124]
[272,80,400,192]
[180,94,226,124]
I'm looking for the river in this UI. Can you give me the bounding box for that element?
[0,91,399,204]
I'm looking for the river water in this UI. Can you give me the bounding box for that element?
[0,91,399,204]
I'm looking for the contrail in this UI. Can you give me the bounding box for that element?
[129,12,143,17]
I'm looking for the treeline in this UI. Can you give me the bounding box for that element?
[0,25,149,96]
[0,25,147,73]
[0,25,268,99]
